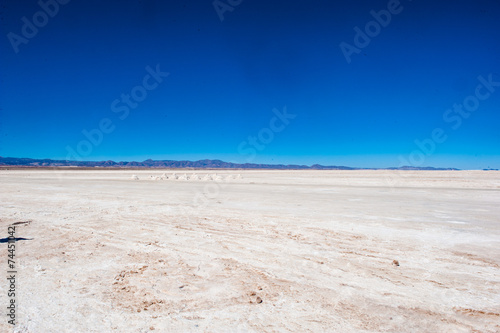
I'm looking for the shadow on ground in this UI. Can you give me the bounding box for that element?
[0,237,33,243]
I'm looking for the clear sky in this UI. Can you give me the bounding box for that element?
[1,0,499,169]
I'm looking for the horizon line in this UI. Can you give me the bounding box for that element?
[2,155,498,171]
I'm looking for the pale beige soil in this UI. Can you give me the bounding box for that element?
[0,169,499,332]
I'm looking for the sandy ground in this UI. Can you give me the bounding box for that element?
[0,169,499,332]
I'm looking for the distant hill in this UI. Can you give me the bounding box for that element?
[0,156,460,170]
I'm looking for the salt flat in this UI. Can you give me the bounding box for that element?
[1,169,499,332]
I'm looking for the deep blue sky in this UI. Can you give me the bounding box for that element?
[1,0,499,169]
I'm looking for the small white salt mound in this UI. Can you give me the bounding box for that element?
[131,175,139,180]
[161,173,167,180]
[224,175,232,181]
[172,173,178,180]
[202,174,210,181]
[191,174,198,180]
[236,174,242,179]
[179,174,188,180]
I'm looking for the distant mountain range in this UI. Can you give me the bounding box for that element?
[0,156,461,170]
